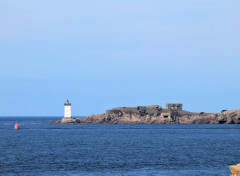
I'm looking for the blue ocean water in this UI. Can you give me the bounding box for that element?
[0,117,239,176]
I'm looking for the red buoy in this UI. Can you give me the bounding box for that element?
[14,122,20,130]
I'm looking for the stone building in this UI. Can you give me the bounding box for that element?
[107,105,163,116]
[106,103,183,120]
[166,104,183,111]
[160,112,171,119]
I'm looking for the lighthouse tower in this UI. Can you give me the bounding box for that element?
[64,100,72,119]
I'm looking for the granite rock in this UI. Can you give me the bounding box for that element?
[229,163,240,176]
[50,106,240,124]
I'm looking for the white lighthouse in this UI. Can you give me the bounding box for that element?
[64,100,72,119]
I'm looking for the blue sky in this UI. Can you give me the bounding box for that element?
[0,0,240,116]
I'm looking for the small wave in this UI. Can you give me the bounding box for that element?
[2,123,12,125]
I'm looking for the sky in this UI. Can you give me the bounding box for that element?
[0,0,240,116]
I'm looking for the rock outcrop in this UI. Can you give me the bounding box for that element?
[229,163,240,176]
[50,104,240,124]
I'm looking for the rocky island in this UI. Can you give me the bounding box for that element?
[50,103,240,124]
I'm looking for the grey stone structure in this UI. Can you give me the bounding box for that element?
[107,105,163,116]
[160,112,171,119]
[106,103,183,120]
[166,104,183,111]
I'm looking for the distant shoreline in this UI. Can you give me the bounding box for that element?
[50,104,240,124]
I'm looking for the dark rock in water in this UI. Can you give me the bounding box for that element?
[49,120,61,124]
[218,119,227,124]
[50,104,240,124]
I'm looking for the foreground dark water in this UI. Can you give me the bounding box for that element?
[0,117,239,176]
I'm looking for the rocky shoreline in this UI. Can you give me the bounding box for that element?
[50,104,240,124]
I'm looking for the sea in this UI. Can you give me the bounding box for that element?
[0,117,239,176]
